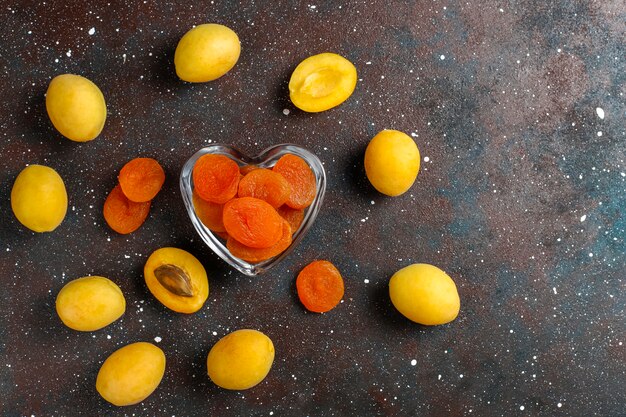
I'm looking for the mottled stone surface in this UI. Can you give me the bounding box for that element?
[0,1,624,416]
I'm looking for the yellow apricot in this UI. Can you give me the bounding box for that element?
[289,52,357,112]
[175,23,241,82]
[389,263,460,325]
[46,74,107,142]
[56,276,126,331]
[364,129,420,196]
[207,329,274,390]
[144,247,209,313]
[11,164,67,232]
[96,342,165,406]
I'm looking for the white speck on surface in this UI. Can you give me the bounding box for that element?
[366,61,372,65]
[212,331,217,336]
[364,279,369,284]
[424,156,430,162]
[282,109,290,115]
[595,107,604,119]
[553,287,557,294]
[589,253,593,257]
[88,27,95,35]
[520,405,525,411]
[597,131,602,137]
[459,374,464,378]
[410,359,417,366]
[106,335,111,339]
[66,50,72,57]
[580,215,586,222]
[557,403,562,408]
[122,53,127,63]
[154,336,162,343]
[438,374,441,380]
[440,54,445,60]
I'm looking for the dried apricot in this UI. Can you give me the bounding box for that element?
[193,154,239,204]
[103,185,151,234]
[238,168,291,208]
[276,205,305,233]
[272,154,316,209]
[192,191,225,232]
[296,260,344,313]
[227,220,292,263]
[223,197,283,248]
[119,158,165,203]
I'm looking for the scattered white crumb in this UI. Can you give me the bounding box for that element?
[597,131,603,137]
[553,287,557,294]
[212,331,217,336]
[364,279,370,284]
[520,406,525,411]
[595,107,604,119]
[66,50,72,57]
[440,54,445,60]
[589,253,593,257]
[282,109,290,115]
[580,215,586,222]
[410,359,417,366]
[557,403,562,408]
[424,156,430,162]
[88,27,95,35]
[154,336,162,343]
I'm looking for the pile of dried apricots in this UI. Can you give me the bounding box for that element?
[9,23,461,406]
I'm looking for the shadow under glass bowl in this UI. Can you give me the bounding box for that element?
[180,143,326,276]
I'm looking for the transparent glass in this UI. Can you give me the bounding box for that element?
[180,144,326,276]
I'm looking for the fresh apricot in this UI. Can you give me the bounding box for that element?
[289,53,357,112]
[144,247,209,314]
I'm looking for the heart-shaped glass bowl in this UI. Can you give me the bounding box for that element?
[180,144,326,276]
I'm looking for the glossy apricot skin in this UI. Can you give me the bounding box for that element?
[46,74,106,142]
[175,23,240,82]
[389,263,460,325]
[11,165,67,232]
[56,276,125,331]
[364,129,420,196]
[96,342,165,406]
[207,329,274,390]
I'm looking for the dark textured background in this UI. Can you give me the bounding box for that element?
[0,1,624,416]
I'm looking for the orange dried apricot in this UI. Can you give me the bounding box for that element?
[276,205,305,233]
[227,220,292,263]
[272,154,316,209]
[103,185,151,234]
[193,154,240,204]
[238,168,291,208]
[296,260,344,313]
[192,191,225,232]
[223,197,283,248]
[118,158,165,203]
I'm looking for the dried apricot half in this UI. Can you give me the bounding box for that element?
[223,197,283,249]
